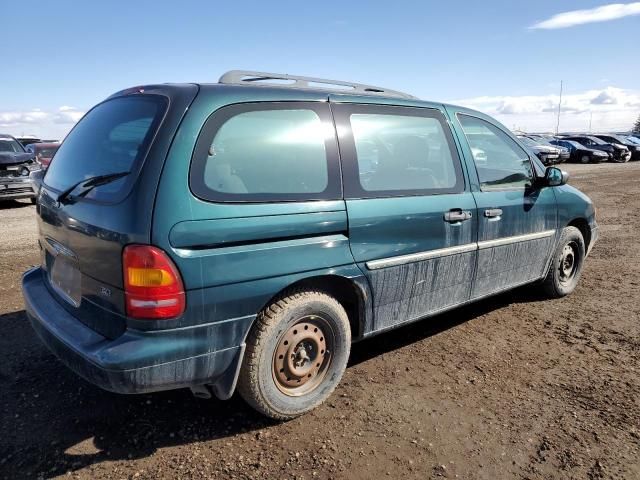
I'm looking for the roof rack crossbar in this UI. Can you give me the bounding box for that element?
[218,70,417,99]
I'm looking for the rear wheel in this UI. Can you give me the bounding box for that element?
[541,226,585,298]
[237,289,351,420]
[580,155,589,164]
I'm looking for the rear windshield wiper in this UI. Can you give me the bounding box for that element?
[56,171,131,204]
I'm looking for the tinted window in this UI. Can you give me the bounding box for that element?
[44,96,167,201]
[333,104,463,198]
[38,147,58,158]
[350,113,459,192]
[190,103,341,202]
[458,115,533,190]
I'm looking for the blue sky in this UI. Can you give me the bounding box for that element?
[2,0,639,138]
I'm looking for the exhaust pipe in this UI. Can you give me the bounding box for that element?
[190,384,213,400]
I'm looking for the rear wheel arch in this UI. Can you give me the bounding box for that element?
[255,274,367,341]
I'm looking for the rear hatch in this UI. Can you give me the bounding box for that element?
[37,84,198,339]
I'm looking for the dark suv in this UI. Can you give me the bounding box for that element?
[592,134,640,161]
[562,135,630,163]
[22,71,597,419]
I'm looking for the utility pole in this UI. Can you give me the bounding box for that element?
[588,111,593,133]
[555,80,563,135]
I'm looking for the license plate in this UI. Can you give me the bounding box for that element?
[50,256,82,307]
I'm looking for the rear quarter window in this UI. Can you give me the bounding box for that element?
[190,102,341,203]
[44,95,167,202]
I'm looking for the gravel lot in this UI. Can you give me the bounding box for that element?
[1,162,639,480]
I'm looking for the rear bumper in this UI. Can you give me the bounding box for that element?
[0,177,37,199]
[22,267,252,398]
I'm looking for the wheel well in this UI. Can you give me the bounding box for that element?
[568,218,590,249]
[264,275,365,340]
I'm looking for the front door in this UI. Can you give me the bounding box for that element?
[451,112,557,299]
[331,100,478,333]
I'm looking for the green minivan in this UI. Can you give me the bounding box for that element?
[22,71,597,419]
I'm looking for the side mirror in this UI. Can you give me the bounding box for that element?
[544,167,569,187]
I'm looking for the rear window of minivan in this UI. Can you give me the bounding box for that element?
[44,95,167,202]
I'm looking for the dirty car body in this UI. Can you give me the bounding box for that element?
[22,73,598,411]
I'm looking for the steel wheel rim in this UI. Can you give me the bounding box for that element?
[559,241,578,284]
[272,315,334,397]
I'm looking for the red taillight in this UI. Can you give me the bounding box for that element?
[123,245,185,319]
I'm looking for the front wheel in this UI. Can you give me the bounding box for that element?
[237,289,351,420]
[541,226,585,298]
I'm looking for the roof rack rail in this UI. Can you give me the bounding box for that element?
[218,70,417,100]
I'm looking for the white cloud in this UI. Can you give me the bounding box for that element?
[52,106,85,124]
[0,106,85,139]
[0,109,49,126]
[530,2,640,29]
[452,86,640,132]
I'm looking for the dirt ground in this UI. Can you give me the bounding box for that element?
[1,162,639,480]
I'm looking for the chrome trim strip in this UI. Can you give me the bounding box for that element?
[365,229,556,270]
[365,243,477,270]
[477,229,555,250]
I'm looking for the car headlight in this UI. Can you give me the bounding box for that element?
[20,167,30,176]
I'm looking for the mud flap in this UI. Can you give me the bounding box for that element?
[210,343,246,400]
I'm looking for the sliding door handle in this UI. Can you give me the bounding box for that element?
[444,209,472,223]
[484,208,503,218]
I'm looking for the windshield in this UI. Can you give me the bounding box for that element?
[0,137,26,153]
[38,147,59,158]
[586,136,607,145]
[44,95,167,201]
[626,135,640,145]
[605,134,628,144]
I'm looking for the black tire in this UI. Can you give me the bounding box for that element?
[30,197,37,204]
[580,155,589,164]
[237,289,351,420]
[542,226,585,298]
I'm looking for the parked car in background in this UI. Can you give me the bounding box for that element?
[25,142,59,169]
[561,135,630,163]
[550,139,609,164]
[517,135,561,164]
[0,134,41,202]
[22,70,598,420]
[524,135,570,163]
[592,134,640,161]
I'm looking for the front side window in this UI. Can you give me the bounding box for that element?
[190,103,340,202]
[334,104,464,198]
[458,114,533,190]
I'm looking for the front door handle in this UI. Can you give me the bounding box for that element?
[484,208,503,218]
[444,209,472,223]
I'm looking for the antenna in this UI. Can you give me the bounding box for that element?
[555,80,563,135]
